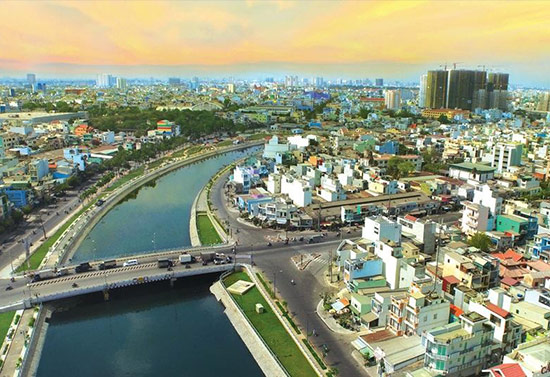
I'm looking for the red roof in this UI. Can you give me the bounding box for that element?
[486,303,511,318]
[450,304,464,318]
[489,364,526,377]
[500,277,519,287]
[492,249,524,262]
[404,214,418,222]
[443,275,461,285]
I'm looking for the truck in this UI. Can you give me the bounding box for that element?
[75,262,92,273]
[200,252,216,263]
[179,254,193,264]
[31,269,57,282]
[99,260,117,270]
[56,267,70,277]
[157,258,173,268]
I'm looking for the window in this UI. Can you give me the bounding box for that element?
[434,314,438,320]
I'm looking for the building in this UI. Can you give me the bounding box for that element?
[491,143,522,173]
[422,312,494,377]
[362,216,401,244]
[385,90,401,110]
[280,175,312,207]
[398,215,437,254]
[96,73,115,88]
[425,70,448,109]
[156,120,180,137]
[263,136,289,159]
[375,78,384,87]
[26,73,36,86]
[116,77,128,90]
[232,166,251,194]
[496,214,529,244]
[502,338,550,377]
[449,162,495,183]
[442,251,500,291]
[388,284,450,336]
[445,70,486,110]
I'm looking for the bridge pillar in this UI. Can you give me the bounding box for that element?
[103,289,110,301]
[170,278,177,287]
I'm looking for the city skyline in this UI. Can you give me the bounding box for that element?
[2,1,550,87]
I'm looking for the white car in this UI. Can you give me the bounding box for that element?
[123,259,138,267]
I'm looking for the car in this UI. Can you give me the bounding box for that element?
[123,259,138,267]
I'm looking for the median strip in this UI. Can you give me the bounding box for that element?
[223,270,318,377]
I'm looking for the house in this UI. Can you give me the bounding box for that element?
[449,162,495,183]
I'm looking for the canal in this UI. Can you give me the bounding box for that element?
[36,276,264,377]
[72,147,259,262]
[36,147,264,377]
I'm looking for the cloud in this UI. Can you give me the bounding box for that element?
[1,0,549,85]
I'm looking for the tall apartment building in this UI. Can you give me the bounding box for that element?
[423,69,509,111]
[26,73,36,86]
[422,312,495,377]
[384,90,401,110]
[116,77,127,90]
[537,92,550,112]
[425,70,448,109]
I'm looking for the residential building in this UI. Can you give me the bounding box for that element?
[422,312,494,377]
[502,338,550,377]
[492,143,523,173]
[449,162,496,183]
[263,136,290,159]
[398,214,437,254]
[233,166,251,194]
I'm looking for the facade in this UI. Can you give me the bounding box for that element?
[398,215,437,254]
[233,166,251,194]
[384,90,401,110]
[422,312,495,377]
[425,70,448,109]
[362,216,401,243]
[491,143,522,173]
[449,162,496,183]
[263,136,290,159]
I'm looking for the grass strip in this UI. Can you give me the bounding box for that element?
[105,167,145,192]
[197,213,222,245]
[0,311,15,347]
[302,339,327,370]
[224,271,317,377]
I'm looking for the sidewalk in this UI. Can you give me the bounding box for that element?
[1,309,34,377]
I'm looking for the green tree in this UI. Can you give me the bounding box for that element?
[437,114,450,123]
[467,232,493,251]
[387,156,404,179]
[397,161,415,178]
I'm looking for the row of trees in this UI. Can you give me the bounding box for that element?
[87,106,254,139]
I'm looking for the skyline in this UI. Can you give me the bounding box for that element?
[2,1,550,87]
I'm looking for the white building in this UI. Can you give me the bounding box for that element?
[385,89,402,110]
[281,174,312,207]
[233,166,251,193]
[462,201,490,235]
[319,176,346,202]
[362,216,401,243]
[491,142,522,173]
[398,215,437,254]
[263,136,290,159]
[267,173,281,194]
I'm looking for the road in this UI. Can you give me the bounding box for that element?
[0,185,92,276]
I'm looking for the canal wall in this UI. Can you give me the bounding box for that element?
[61,141,262,264]
[210,280,289,377]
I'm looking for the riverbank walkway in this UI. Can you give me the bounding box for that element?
[1,309,34,377]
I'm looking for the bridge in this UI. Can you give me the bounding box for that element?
[0,237,343,313]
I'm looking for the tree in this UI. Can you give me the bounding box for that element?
[397,161,415,178]
[467,232,493,251]
[437,114,450,123]
[387,156,403,179]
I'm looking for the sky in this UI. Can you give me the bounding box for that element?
[2,0,550,86]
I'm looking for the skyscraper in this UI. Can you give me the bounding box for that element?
[116,77,127,90]
[445,69,478,110]
[537,92,550,112]
[384,90,401,110]
[419,74,427,107]
[425,70,448,109]
[487,73,509,91]
[375,78,384,87]
[97,73,114,88]
[168,77,181,86]
[26,73,36,86]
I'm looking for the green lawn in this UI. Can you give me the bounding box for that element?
[217,140,234,147]
[147,157,169,170]
[0,311,15,346]
[105,167,145,192]
[16,198,101,272]
[186,145,202,156]
[197,214,222,245]
[224,271,317,377]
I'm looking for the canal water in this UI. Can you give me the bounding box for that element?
[72,147,259,262]
[36,276,264,377]
[36,147,264,377]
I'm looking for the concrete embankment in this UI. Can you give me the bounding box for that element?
[63,141,262,263]
[210,281,288,377]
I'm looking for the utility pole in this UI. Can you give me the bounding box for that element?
[329,249,333,283]
[39,215,47,240]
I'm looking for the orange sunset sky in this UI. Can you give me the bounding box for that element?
[2,0,549,85]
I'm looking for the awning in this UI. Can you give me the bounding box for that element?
[361,312,378,323]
